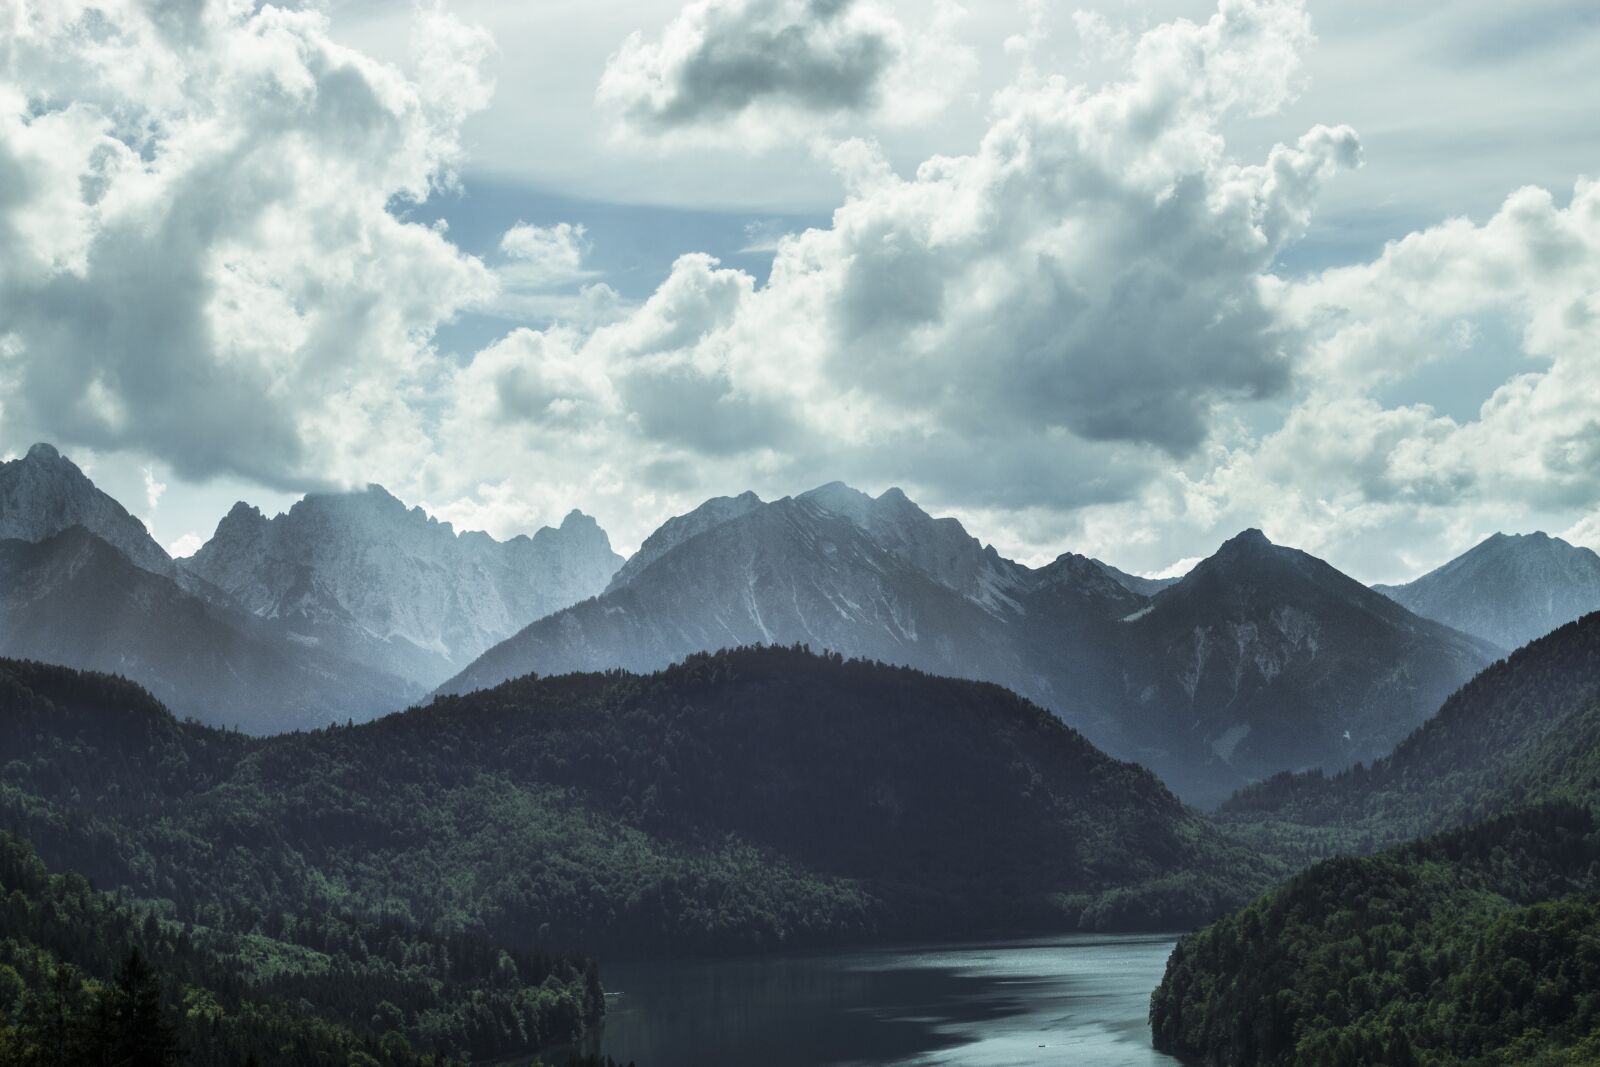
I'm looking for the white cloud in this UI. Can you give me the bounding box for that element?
[0,0,496,490]
[14,0,1600,586]
[1146,556,1202,581]
[482,221,621,323]
[597,0,976,144]
[501,222,591,281]
[141,464,167,527]
[1057,176,1600,581]
[167,531,205,559]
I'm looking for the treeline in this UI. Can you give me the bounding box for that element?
[0,829,602,1065]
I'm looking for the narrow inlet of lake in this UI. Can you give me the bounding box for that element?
[580,932,1186,1067]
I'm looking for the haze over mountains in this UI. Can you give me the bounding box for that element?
[0,444,619,730]
[186,486,621,686]
[1108,530,1496,803]
[1375,531,1600,650]
[0,526,409,729]
[1222,609,1600,850]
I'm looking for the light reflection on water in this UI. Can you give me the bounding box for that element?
[582,933,1186,1067]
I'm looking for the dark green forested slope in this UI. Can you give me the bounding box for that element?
[1217,611,1600,861]
[0,827,601,1066]
[1152,613,1600,1066]
[1152,804,1600,1067]
[0,648,1271,961]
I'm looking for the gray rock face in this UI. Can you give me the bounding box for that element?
[605,490,762,592]
[1115,530,1500,805]
[0,444,174,577]
[442,496,1497,807]
[185,486,622,686]
[443,489,1046,699]
[1375,532,1600,651]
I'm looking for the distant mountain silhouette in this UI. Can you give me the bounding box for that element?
[0,443,174,576]
[0,526,410,730]
[1376,531,1600,650]
[1223,609,1600,847]
[0,443,621,730]
[1115,529,1499,803]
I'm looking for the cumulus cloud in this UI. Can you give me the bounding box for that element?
[1060,176,1600,581]
[167,531,204,559]
[0,0,495,489]
[482,221,624,324]
[26,0,1595,587]
[501,222,591,282]
[140,464,166,527]
[425,0,1360,549]
[597,0,975,141]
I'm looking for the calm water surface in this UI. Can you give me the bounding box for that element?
[579,933,1184,1067]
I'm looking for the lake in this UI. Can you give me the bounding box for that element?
[578,933,1185,1066]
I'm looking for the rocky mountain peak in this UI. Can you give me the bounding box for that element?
[0,443,173,576]
[1219,527,1274,552]
[1376,530,1600,650]
[185,483,623,685]
[796,481,876,524]
[607,491,765,591]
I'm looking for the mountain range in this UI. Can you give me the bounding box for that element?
[8,441,1585,805]
[185,485,621,686]
[442,486,1497,804]
[0,526,408,730]
[0,444,619,730]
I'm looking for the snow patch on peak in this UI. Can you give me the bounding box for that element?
[798,481,876,524]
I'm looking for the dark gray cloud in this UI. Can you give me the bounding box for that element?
[599,0,903,132]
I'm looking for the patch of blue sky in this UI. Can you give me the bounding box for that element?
[1375,313,1545,425]
[395,174,826,360]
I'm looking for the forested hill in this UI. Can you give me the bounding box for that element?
[1151,803,1600,1066]
[0,649,1272,960]
[1218,611,1600,858]
[0,827,602,1066]
[1152,612,1600,1066]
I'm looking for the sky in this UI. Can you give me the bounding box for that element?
[1,0,1598,582]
